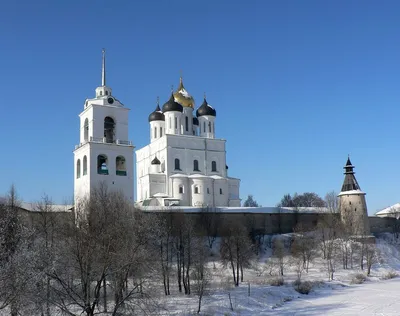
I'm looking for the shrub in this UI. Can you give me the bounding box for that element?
[351,273,367,284]
[293,281,313,294]
[381,270,398,280]
[268,277,284,286]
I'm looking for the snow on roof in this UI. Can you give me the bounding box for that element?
[139,206,330,214]
[375,203,400,216]
[20,202,73,213]
[338,190,365,196]
[178,88,192,99]
[170,173,188,178]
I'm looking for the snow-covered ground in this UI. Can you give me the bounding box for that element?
[157,235,400,316]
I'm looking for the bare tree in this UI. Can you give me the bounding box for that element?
[365,244,378,276]
[199,206,220,249]
[272,237,286,276]
[291,223,316,273]
[220,220,254,286]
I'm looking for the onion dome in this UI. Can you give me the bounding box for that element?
[173,77,195,108]
[193,117,199,126]
[162,93,183,113]
[151,156,161,165]
[148,104,165,122]
[196,98,216,117]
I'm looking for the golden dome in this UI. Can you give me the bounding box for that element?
[173,77,195,108]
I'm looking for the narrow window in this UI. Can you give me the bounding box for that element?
[104,117,115,143]
[212,161,217,172]
[208,122,211,133]
[203,122,206,133]
[174,158,180,170]
[185,116,188,132]
[84,118,89,141]
[169,117,172,129]
[160,127,163,137]
[97,154,108,175]
[179,186,183,194]
[193,159,199,171]
[175,117,177,130]
[154,127,157,138]
[105,91,109,95]
[83,156,87,175]
[76,159,81,178]
[100,91,103,96]
[116,156,127,176]
[194,186,199,194]
[207,188,210,194]
[220,188,223,195]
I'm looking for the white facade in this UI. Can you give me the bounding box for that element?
[136,80,240,207]
[74,51,134,207]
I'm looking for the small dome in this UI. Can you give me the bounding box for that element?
[193,117,199,126]
[173,77,195,108]
[148,104,165,122]
[196,98,216,117]
[151,156,161,165]
[162,93,183,113]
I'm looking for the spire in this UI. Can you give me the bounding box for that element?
[341,156,361,192]
[102,48,106,86]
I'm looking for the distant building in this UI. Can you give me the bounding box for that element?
[375,204,400,219]
[135,78,240,207]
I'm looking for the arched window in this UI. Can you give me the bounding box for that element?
[212,161,217,172]
[160,127,163,137]
[194,186,199,194]
[193,160,199,171]
[100,91,103,96]
[97,154,108,175]
[174,158,180,170]
[220,188,223,195]
[179,186,184,194]
[154,127,157,139]
[207,188,210,194]
[104,117,115,143]
[203,122,206,133]
[174,117,178,130]
[209,122,211,133]
[84,118,89,142]
[169,117,172,129]
[83,156,87,175]
[76,159,81,178]
[105,91,108,95]
[116,156,126,176]
[185,116,189,132]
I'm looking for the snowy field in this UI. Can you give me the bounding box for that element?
[156,235,400,316]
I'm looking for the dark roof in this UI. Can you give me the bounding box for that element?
[148,104,165,122]
[193,117,199,125]
[196,98,216,117]
[162,93,183,113]
[341,157,361,191]
[151,156,161,165]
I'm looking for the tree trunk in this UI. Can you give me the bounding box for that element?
[103,277,107,312]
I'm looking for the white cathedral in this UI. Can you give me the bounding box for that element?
[74,51,240,208]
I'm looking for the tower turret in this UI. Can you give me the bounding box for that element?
[338,157,371,236]
[162,93,183,135]
[148,97,165,142]
[196,97,216,139]
[174,77,195,135]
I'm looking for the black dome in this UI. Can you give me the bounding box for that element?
[196,98,216,117]
[148,104,165,122]
[151,156,161,165]
[162,93,183,113]
[193,117,199,125]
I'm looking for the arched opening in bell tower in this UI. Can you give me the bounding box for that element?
[97,154,109,175]
[116,156,127,176]
[104,117,115,143]
[84,118,89,141]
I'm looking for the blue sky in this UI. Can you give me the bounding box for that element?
[1,0,400,213]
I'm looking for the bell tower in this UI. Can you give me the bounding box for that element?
[73,50,134,208]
